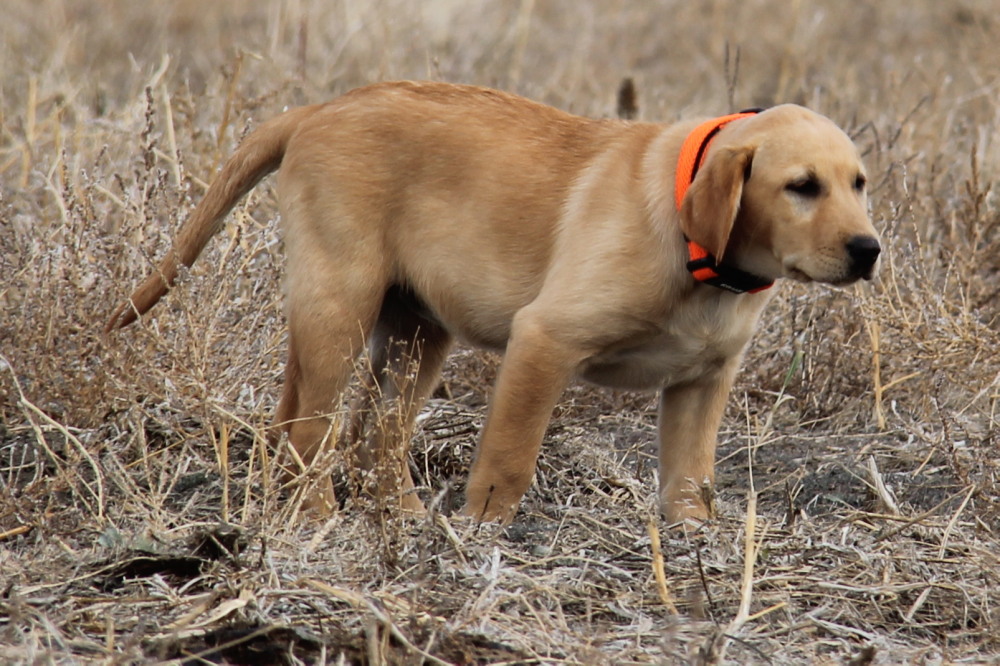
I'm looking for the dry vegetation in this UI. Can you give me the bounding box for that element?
[2,1,999,663]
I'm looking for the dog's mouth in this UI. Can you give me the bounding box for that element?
[783,262,874,286]
[831,262,878,286]
[785,266,813,283]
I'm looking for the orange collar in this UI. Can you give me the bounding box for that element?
[675,110,773,294]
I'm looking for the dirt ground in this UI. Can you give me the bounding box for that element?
[2,1,999,663]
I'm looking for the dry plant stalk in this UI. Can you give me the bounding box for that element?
[865,316,886,430]
[701,460,762,663]
[647,516,679,615]
[867,454,900,516]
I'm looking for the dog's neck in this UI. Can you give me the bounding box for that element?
[675,112,774,295]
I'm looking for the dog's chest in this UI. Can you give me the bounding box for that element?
[578,295,767,390]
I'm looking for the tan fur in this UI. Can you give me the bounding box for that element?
[107,81,879,525]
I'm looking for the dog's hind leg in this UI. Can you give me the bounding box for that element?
[347,287,453,514]
[272,265,389,516]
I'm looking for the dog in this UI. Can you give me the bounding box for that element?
[107,81,880,525]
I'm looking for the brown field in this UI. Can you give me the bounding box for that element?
[2,1,999,663]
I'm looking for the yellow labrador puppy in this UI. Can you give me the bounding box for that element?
[107,81,879,525]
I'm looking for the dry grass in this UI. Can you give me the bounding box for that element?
[2,1,999,663]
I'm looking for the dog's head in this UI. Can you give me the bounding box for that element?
[680,104,880,286]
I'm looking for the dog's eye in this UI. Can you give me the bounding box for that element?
[786,177,821,198]
[854,174,867,192]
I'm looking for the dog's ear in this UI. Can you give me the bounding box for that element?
[679,146,754,260]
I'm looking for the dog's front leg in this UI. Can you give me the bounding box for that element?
[463,313,580,523]
[657,360,739,525]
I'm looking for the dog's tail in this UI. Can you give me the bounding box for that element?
[105,104,320,332]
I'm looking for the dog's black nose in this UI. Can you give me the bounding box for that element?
[846,235,881,277]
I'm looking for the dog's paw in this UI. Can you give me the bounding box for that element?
[660,479,715,528]
[460,496,519,525]
[400,491,428,515]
